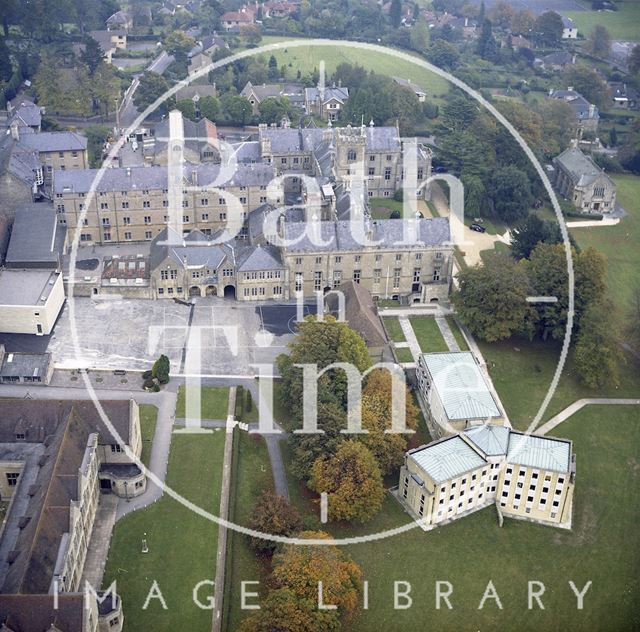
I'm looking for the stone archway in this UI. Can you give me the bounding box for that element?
[189,286,201,297]
[223,285,236,299]
[206,285,217,296]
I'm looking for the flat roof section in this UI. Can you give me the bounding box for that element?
[409,435,487,484]
[0,269,60,306]
[421,352,501,421]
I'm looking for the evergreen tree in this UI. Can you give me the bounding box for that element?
[390,0,402,28]
[0,37,12,83]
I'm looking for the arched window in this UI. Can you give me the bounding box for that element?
[347,149,357,161]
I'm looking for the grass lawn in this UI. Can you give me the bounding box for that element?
[235,385,259,423]
[103,429,226,631]
[138,404,158,469]
[382,317,406,343]
[408,316,449,353]
[394,347,415,363]
[176,386,229,419]
[259,38,450,103]
[445,315,469,351]
[224,432,274,631]
[565,3,640,40]
[377,298,401,309]
[570,174,640,326]
[478,335,640,431]
[370,197,404,220]
[326,405,640,631]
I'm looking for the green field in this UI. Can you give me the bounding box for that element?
[394,346,415,363]
[408,316,449,352]
[175,386,229,419]
[570,174,640,325]
[246,405,640,631]
[139,404,158,468]
[224,432,274,631]
[382,316,406,343]
[478,336,640,430]
[257,37,450,102]
[445,315,469,351]
[565,2,640,41]
[103,429,226,631]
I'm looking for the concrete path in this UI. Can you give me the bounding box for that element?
[435,316,460,352]
[398,317,422,362]
[536,398,640,436]
[566,218,620,228]
[212,387,237,632]
[81,494,118,589]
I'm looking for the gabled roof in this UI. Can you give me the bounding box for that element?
[393,76,426,97]
[421,351,501,421]
[409,435,487,484]
[236,244,283,271]
[8,102,42,129]
[19,132,87,153]
[561,15,575,29]
[553,147,613,187]
[305,86,349,105]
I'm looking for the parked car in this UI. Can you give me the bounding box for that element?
[470,223,486,233]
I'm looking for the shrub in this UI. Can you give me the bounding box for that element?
[152,354,170,384]
[142,370,153,380]
[245,389,253,412]
[393,188,403,202]
[143,378,155,390]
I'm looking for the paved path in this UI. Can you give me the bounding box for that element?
[81,495,118,589]
[536,398,640,436]
[566,218,620,228]
[435,316,460,352]
[398,317,422,362]
[212,387,237,632]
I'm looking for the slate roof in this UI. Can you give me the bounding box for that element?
[421,351,501,421]
[174,84,218,101]
[305,86,349,104]
[554,147,612,187]
[151,116,219,157]
[53,162,276,193]
[232,141,261,163]
[19,131,87,153]
[283,217,450,253]
[0,135,41,185]
[541,51,573,67]
[393,76,427,97]
[236,244,284,271]
[7,101,42,129]
[89,29,126,54]
[549,89,599,121]
[463,424,510,456]
[150,227,232,271]
[409,435,486,484]
[561,15,575,29]
[0,594,84,632]
[507,431,572,473]
[5,204,64,268]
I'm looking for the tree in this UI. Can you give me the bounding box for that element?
[390,0,402,28]
[489,0,515,30]
[310,441,384,523]
[574,300,619,389]
[490,166,533,223]
[241,23,262,46]
[82,36,105,75]
[511,9,535,34]
[271,531,362,625]
[426,39,460,69]
[268,54,279,80]
[476,19,498,61]
[609,126,618,147]
[629,44,640,76]
[163,30,196,64]
[249,491,302,555]
[85,125,110,167]
[452,254,533,341]
[220,94,253,125]
[537,99,576,156]
[532,11,563,46]
[441,95,478,132]
[237,588,335,632]
[410,18,430,52]
[288,403,348,480]
[199,95,221,121]
[510,214,562,260]
[133,71,171,114]
[0,37,12,82]
[562,66,609,110]
[585,25,611,58]
[359,369,418,475]
[90,62,121,116]
[258,96,290,124]
[152,354,170,384]
[460,173,486,217]
[276,316,372,422]
[175,98,197,120]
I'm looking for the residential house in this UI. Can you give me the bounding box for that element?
[2,101,42,133]
[0,132,45,206]
[549,88,599,133]
[450,16,478,38]
[393,77,427,102]
[398,424,575,530]
[561,15,578,39]
[304,86,350,121]
[88,29,127,64]
[220,6,256,32]
[538,51,575,71]
[416,351,506,437]
[175,84,218,117]
[609,82,638,109]
[188,52,214,77]
[553,146,617,213]
[509,34,532,51]
[106,10,133,31]
[188,33,228,58]
[241,81,305,115]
